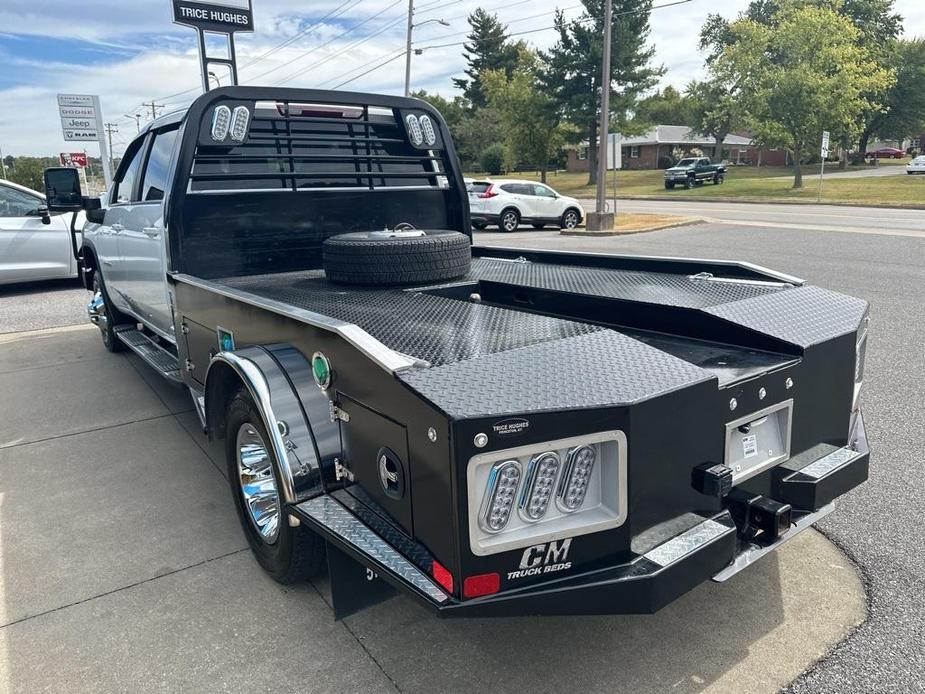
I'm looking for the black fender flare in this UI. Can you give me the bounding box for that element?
[203,344,339,504]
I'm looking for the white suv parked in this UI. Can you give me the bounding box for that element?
[467,179,583,232]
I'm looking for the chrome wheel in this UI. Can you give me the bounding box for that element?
[562,210,579,228]
[501,210,519,232]
[236,423,280,543]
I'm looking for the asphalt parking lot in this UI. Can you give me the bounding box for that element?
[0,217,920,692]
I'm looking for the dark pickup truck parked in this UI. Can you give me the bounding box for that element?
[42,86,869,619]
[665,157,727,189]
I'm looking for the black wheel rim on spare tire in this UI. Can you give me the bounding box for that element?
[322,228,471,287]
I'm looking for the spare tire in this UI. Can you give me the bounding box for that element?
[322,229,471,286]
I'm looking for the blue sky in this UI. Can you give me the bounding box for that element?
[1,0,923,157]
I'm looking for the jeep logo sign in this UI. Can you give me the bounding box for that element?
[507,539,573,580]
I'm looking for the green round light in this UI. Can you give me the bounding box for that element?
[312,352,331,390]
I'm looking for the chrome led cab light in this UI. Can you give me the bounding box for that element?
[210,105,232,142]
[519,452,561,521]
[419,114,437,146]
[467,431,627,556]
[405,114,424,146]
[229,105,251,142]
[479,460,522,532]
[558,445,595,511]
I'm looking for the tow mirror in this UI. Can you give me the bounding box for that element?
[37,205,51,225]
[43,167,83,212]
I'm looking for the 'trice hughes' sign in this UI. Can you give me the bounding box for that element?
[172,0,253,32]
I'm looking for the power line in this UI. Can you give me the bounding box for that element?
[276,13,410,86]
[333,50,408,89]
[415,0,693,51]
[242,0,360,68]
[320,47,407,88]
[247,0,404,85]
[414,3,582,45]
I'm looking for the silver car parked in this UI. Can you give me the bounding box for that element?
[0,178,82,285]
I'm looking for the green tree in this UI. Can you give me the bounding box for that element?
[543,0,663,185]
[701,0,902,166]
[411,90,468,131]
[634,86,691,126]
[859,39,925,154]
[712,1,893,188]
[7,157,48,191]
[685,79,747,161]
[451,9,522,109]
[479,143,507,175]
[482,49,571,182]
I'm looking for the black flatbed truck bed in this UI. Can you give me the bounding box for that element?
[46,85,871,620]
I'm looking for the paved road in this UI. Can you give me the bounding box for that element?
[592,198,925,237]
[477,222,925,692]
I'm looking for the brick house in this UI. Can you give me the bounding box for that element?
[566,125,790,172]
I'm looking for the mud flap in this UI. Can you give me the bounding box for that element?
[326,542,397,620]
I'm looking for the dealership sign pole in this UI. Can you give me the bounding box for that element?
[57,94,113,189]
[171,0,254,92]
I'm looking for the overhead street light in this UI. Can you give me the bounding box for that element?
[404,2,449,96]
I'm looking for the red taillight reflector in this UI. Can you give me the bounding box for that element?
[478,184,499,199]
[431,560,454,593]
[463,572,500,599]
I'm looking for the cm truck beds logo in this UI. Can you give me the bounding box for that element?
[507,539,572,580]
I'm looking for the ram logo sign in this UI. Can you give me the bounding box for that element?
[507,539,573,580]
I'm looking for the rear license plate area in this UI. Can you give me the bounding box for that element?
[725,399,793,484]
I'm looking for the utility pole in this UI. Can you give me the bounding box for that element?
[104,122,119,173]
[403,2,448,96]
[0,145,6,179]
[587,0,614,231]
[142,101,166,121]
[404,0,415,97]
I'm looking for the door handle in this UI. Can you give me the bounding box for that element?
[142,226,161,238]
[111,223,124,232]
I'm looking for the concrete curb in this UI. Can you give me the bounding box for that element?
[561,216,706,236]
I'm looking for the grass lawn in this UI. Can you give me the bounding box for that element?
[485,164,925,207]
[612,213,697,233]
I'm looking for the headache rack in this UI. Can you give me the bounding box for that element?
[166,86,470,279]
[188,99,449,193]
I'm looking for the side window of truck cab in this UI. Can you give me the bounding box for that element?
[113,138,147,204]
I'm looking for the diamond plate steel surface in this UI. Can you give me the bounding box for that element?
[468,257,782,308]
[704,285,868,347]
[398,330,713,418]
[644,518,732,568]
[221,271,602,366]
[297,495,449,603]
[799,447,862,479]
